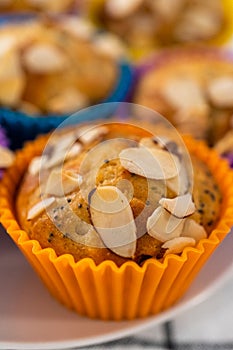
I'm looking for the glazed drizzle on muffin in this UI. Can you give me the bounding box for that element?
[20,124,221,264]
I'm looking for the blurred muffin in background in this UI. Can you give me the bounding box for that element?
[134,48,233,147]
[0,0,77,14]
[0,126,14,178]
[0,16,125,116]
[86,0,233,54]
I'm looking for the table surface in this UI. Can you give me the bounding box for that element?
[77,273,233,350]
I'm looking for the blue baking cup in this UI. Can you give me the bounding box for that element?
[0,13,37,25]
[0,61,134,149]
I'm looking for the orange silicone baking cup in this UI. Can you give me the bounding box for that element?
[0,135,233,320]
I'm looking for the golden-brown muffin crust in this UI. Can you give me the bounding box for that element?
[16,123,221,266]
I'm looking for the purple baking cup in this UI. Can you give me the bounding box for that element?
[0,126,9,148]
[0,126,10,179]
[224,153,233,168]
[137,46,233,74]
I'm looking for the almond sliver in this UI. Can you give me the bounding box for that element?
[27,197,55,220]
[0,35,17,57]
[162,236,196,255]
[182,218,207,242]
[105,0,143,18]
[119,147,180,180]
[45,169,79,197]
[58,17,95,40]
[147,206,185,242]
[78,126,108,145]
[0,146,15,168]
[159,193,195,218]
[139,137,161,150]
[93,33,126,59]
[44,151,65,169]
[162,77,205,110]
[28,155,48,175]
[207,77,233,108]
[54,133,78,153]
[23,43,69,73]
[175,7,222,42]
[66,143,83,160]
[90,186,137,258]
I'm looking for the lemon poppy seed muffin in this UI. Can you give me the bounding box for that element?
[15,122,221,267]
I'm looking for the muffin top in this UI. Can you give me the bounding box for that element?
[16,122,221,266]
[134,51,233,146]
[94,0,226,48]
[0,16,119,115]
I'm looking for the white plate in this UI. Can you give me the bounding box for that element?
[1,225,233,350]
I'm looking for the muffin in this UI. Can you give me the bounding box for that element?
[0,125,14,179]
[0,120,233,320]
[134,48,233,146]
[0,16,120,115]
[86,0,233,55]
[0,16,131,148]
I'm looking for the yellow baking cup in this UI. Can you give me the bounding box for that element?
[87,0,233,61]
[211,0,233,46]
[0,135,233,320]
